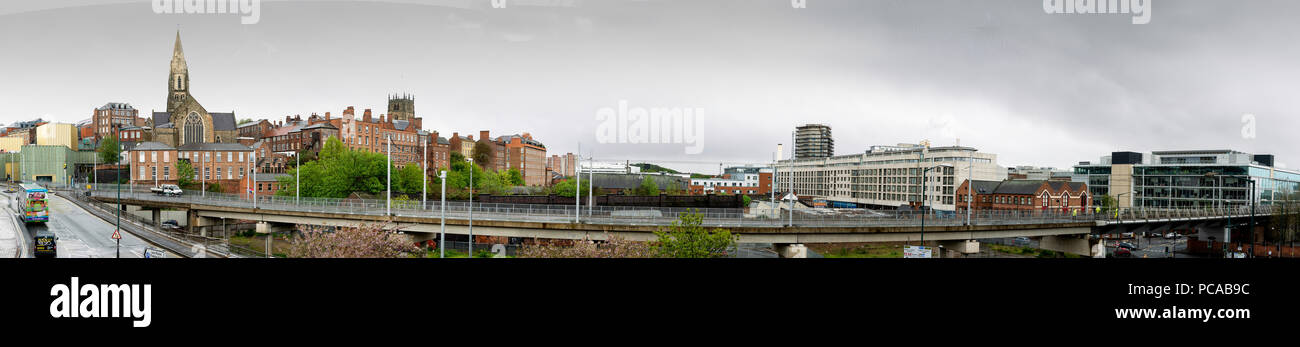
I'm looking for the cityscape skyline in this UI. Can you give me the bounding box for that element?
[2,0,1297,174]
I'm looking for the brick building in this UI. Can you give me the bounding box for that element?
[955,179,1091,213]
[91,102,141,142]
[496,133,548,186]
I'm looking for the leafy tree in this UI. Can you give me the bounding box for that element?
[450,151,465,163]
[550,179,590,198]
[97,135,121,165]
[175,159,197,190]
[471,141,493,168]
[237,118,254,125]
[289,223,420,258]
[503,168,525,186]
[634,176,660,196]
[206,182,223,193]
[393,163,425,195]
[652,210,737,258]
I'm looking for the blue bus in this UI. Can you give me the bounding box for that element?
[17,183,48,223]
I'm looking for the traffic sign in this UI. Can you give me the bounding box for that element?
[904,245,932,258]
[111,229,121,240]
[144,248,165,258]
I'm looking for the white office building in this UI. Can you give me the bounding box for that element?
[775,143,1006,211]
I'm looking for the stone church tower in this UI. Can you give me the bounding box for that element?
[148,31,238,147]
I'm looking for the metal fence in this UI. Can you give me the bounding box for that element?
[80,183,1285,229]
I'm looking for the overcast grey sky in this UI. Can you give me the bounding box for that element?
[1,0,1296,173]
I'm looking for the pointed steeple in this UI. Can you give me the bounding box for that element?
[171,30,187,73]
[167,30,190,113]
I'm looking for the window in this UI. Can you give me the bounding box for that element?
[164,152,169,162]
[151,167,156,180]
[164,166,170,178]
[138,152,145,163]
[217,167,222,179]
[204,167,210,180]
[151,151,157,162]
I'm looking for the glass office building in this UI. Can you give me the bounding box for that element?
[1073,150,1300,209]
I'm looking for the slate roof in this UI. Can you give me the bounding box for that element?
[590,173,688,190]
[132,142,175,151]
[177,143,253,151]
[151,111,236,131]
[255,173,289,182]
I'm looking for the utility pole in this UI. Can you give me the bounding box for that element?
[295,151,299,205]
[588,154,593,217]
[788,131,794,227]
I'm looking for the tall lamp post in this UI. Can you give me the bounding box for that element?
[295,151,299,206]
[385,134,391,217]
[1248,178,1257,258]
[439,170,446,258]
[918,165,944,245]
[467,157,474,256]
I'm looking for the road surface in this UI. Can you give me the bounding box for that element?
[41,194,159,258]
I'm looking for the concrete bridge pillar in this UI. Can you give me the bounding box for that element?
[150,209,161,231]
[773,243,807,258]
[1195,224,1230,243]
[1039,234,1093,256]
[939,240,980,255]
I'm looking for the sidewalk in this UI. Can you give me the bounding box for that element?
[0,195,20,258]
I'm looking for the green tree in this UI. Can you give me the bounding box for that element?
[653,210,737,258]
[175,159,197,190]
[634,177,660,196]
[471,141,493,168]
[550,179,590,198]
[394,163,425,195]
[97,135,121,165]
[503,168,525,186]
[206,182,223,193]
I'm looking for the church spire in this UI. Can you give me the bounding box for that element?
[167,30,190,114]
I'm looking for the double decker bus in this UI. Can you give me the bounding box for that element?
[16,183,49,223]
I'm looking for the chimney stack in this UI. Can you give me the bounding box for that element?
[480,130,490,142]
[285,115,291,124]
[363,109,372,123]
[325,112,331,120]
[344,106,355,116]
[380,115,386,123]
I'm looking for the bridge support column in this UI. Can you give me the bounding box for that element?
[773,243,807,258]
[150,209,161,232]
[1039,235,1093,257]
[1195,225,1230,244]
[938,240,980,256]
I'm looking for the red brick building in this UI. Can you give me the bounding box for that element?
[955,179,1091,213]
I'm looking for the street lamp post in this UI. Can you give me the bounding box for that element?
[467,157,474,257]
[386,134,391,217]
[1249,179,1257,258]
[575,143,581,224]
[422,137,427,211]
[439,170,446,258]
[919,165,942,245]
[295,151,299,206]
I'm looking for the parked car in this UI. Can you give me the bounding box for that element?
[1113,247,1132,258]
[150,184,183,196]
[1013,237,1032,246]
[162,220,180,229]
[33,230,58,258]
[1117,242,1139,250]
[1121,232,1136,239]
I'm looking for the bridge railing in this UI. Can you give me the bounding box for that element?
[80,185,1286,228]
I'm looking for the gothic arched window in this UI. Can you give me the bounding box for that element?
[184,112,204,145]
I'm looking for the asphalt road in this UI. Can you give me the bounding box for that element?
[41,194,157,258]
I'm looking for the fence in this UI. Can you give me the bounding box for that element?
[80,183,1286,229]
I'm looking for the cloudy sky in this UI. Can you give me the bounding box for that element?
[1,0,1295,173]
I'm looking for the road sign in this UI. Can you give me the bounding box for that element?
[144,248,165,259]
[904,245,932,258]
[111,229,121,240]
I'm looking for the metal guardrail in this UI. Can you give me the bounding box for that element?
[80,184,1286,229]
[52,188,230,258]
